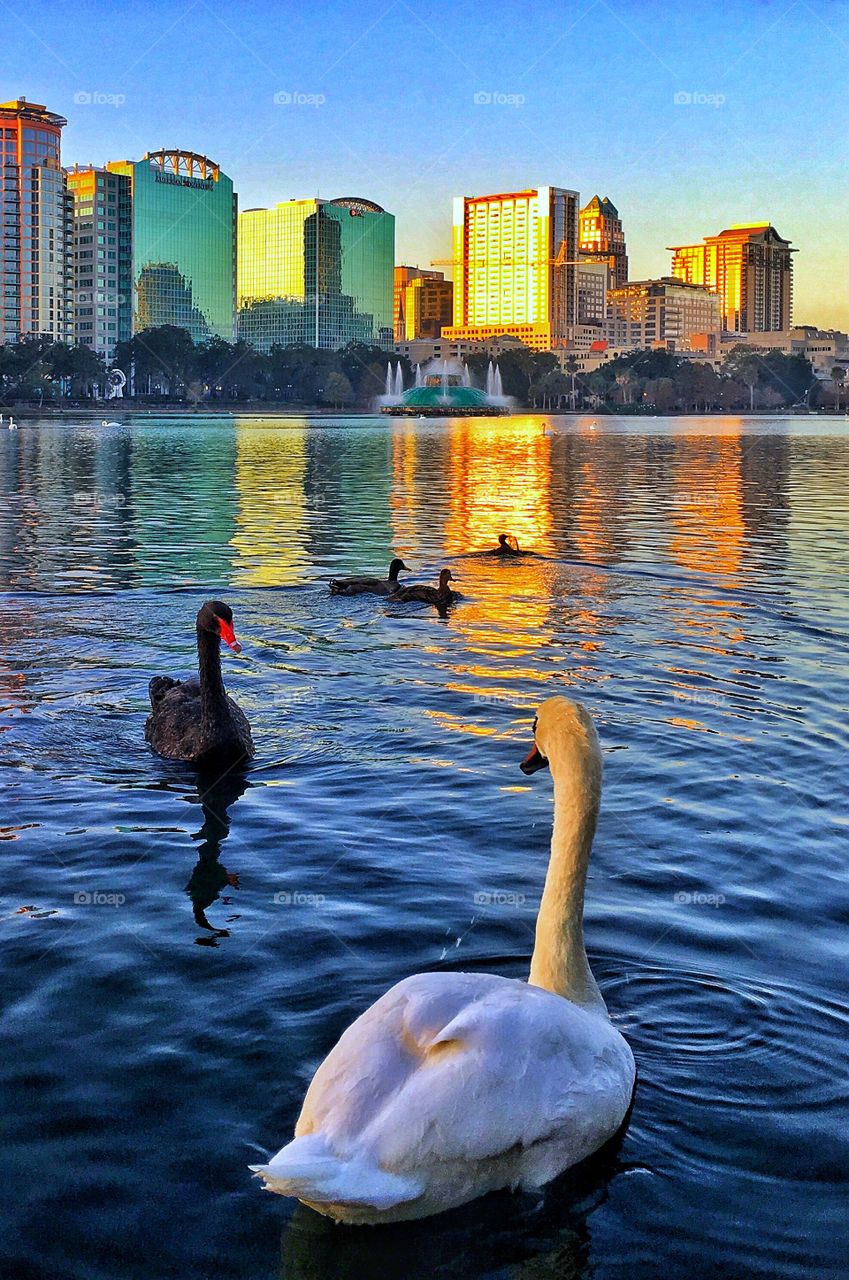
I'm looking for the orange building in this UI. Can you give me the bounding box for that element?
[668,223,794,334]
[393,266,453,341]
[0,98,73,343]
[579,195,628,288]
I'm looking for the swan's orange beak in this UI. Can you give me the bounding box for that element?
[218,619,241,653]
[520,744,548,775]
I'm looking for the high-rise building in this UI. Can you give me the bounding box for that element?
[668,223,794,333]
[576,260,610,326]
[0,98,73,344]
[107,149,236,342]
[606,277,721,352]
[66,166,132,358]
[579,195,628,288]
[237,197,394,352]
[393,266,453,341]
[441,186,580,351]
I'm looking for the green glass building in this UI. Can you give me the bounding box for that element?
[109,150,236,341]
[237,197,394,352]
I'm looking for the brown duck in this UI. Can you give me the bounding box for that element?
[393,569,457,606]
[145,601,255,768]
[490,532,524,556]
[329,557,410,596]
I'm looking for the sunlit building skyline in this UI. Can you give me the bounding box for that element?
[0,98,73,344]
[442,187,580,351]
[65,164,132,358]
[668,223,794,334]
[237,196,394,351]
[105,149,237,343]
[393,266,453,341]
[579,196,628,289]
[606,276,721,352]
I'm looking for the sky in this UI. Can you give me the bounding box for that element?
[4,0,848,328]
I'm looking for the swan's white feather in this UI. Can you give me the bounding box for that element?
[252,969,634,1221]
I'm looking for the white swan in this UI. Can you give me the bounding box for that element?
[7,415,17,430]
[251,696,635,1224]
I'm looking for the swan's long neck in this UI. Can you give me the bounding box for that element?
[197,626,227,725]
[528,750,606,1014]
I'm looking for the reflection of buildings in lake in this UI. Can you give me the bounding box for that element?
[550,430,633,565]
[231,419,309,585]
[668,434,746,581]
[443,418,555,557]
[130,426,237,585]
[304,426,397,568]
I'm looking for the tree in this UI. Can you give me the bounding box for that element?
[320,371,354,409]
[831,365,845,410]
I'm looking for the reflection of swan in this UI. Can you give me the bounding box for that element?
[185,770,248,943]
[279,1131,624,1280]
[252,697,635,1224]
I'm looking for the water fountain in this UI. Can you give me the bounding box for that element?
[380,357,510,417]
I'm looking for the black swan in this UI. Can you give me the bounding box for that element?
[329,557,410,596]
[145,601,255,767]
[393,568,457,606]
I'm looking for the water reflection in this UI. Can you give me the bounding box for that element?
[184,770,248,944]
[279,1132,629,1280]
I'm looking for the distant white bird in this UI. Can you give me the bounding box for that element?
[251,697,635,1224]
[7,416,17,431]
[101,420,120,427]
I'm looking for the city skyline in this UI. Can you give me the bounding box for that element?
[7,0,847,330]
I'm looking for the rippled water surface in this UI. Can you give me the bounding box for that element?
[1,413,847,1279]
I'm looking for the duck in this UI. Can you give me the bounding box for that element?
[490,532,525,557]
[392,568,457,606]
[329,557,410,597]
[145,601,254,768]
[251,696,635,1224]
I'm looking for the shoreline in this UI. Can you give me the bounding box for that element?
[0,404,835,420]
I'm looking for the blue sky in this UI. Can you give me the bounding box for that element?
[5,0,848,326]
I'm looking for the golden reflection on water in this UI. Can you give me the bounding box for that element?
[231,419,309,586]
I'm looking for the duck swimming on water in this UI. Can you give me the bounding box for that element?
[490,532,525,557]
[392,568,457,607]
[330,558,410,597]
[145,601,254,768]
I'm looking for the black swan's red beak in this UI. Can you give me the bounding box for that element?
[218,619,241,653]
[520,744,548,775]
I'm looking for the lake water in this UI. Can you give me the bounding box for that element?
[1,413,847,1279]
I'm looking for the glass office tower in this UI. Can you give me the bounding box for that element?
[108,149,236,341]
[66,165,133,358]
[237,197,394,351]
[0,98,73,344]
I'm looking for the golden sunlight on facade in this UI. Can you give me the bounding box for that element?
[442,188,579,350]
[669,224,794,334]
